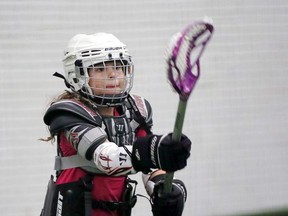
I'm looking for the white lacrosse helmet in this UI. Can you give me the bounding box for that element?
[63,32,134,107]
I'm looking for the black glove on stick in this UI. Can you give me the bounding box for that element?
[152,178,187,216]
[132,133,191,173]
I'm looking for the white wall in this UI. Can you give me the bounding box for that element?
[0,0,287,215]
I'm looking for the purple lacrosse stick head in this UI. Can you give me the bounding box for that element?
[167,20,214,100]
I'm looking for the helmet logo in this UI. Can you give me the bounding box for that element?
[104,47,123,51]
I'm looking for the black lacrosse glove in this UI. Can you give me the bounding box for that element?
[151,179,187,216]
[131,133,191,173]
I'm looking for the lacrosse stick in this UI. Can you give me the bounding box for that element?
[163,18,214,193]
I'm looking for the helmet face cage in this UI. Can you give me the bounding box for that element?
[78,56,134,107]
[63,33,134,107]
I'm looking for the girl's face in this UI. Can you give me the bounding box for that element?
[88,61,126,96]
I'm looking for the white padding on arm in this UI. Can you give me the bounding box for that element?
[142,172,156,196]
[93,142,136,176]
[77,127,107,158]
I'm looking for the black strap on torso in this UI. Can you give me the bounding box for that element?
[127,94,152,135]
[92,178,138,213]
[92,198,137,212]
[80,175,93,216]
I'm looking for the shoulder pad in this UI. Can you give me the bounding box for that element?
[127,94,153,128]
[44,100,102,135]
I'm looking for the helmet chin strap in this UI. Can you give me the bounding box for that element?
[53,72,73,89]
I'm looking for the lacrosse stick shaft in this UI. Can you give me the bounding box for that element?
[163,98,188,193]
[163,18,214,194]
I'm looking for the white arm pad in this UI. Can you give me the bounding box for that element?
[142,172,157,196]
[93,142,136,176]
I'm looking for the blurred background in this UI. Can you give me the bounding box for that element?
[0,0,287,215]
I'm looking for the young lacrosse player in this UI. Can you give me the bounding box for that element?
[41,32,191,216]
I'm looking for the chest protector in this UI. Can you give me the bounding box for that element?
[42,94,152,215]
[102,114,133,147]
